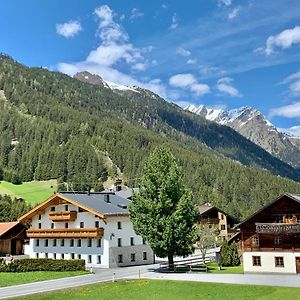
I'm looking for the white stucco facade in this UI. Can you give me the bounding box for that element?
[243,251,300,274]
[25,201,154,268]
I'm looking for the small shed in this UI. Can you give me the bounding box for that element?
[0,222,27,256]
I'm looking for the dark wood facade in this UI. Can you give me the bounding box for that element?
[240,194,300,253]
[0,222,27,256]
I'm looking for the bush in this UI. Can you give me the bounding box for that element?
[220,241,240,267]
[0,258,85,272]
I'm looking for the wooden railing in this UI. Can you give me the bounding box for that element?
[256,222,300,234]
[49,211,77,222]
[27,228,104,238]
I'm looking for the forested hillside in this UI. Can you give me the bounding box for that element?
[0,54,300,220]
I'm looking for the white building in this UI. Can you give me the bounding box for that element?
[19,191,154,268]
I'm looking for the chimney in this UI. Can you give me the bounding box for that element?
[115,179,122,192]
[87,188,91,196]
[104,194,110,203]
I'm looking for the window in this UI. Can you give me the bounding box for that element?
[221,224,226,230]
[61,239,64,247]
[80,222,84,228]
[65,205,68,211]
[78,207,84,212]
[38,223,42,229]
[142,238,146,245]
[97,239,101,248]
[44,239,48,247]
[117,221,122,229]
[118,254,123,263]
[88,255,92,264]
[35,239,39,247]
[45,253,48,258]
[88,239,92,247]
[70,239,74,247]
[71,253,75,259]
[78,254,81,259]
[143,252,147,260]
[38,215,41,220]
[61,253,64,259]
[130,237,134,246]
[131,253,136,262]
[77,239,81,247]
[274,236,282,246]
[97,255,101,264]
[95,221,99,228]
[118,238,122,247]
[65,223,68,229]
[252,256,261,266]
[252,236,259,247]
[51,207,55,212]
[53,239,57,247]
[36,253,39,258]
[51,223,54,229]
[53,253,56,259]
[221,214,224,220]
[275,256,284,267]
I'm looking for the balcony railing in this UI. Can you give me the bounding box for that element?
[256,222,300,234]
[27,228,104,238]
[49,211,77,222]
[201,218,219,224]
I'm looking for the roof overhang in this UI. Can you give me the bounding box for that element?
[18,193,106,223]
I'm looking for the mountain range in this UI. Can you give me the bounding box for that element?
[1,54,300,220]
[185,104,300,168]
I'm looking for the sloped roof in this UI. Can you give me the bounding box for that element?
[0,221,19,237]
[235,193,300,228]
[199,205,214,215]
[59,192,130,216]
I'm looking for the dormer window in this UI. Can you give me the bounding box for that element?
[51,207,55,212]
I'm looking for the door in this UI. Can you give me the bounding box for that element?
[295,257,300,273]
[10,240,16,255]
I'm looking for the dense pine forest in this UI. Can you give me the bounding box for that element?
[0,53,300,220]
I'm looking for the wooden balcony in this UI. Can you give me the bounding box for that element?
[27,228,104,238]
[256,222,300,234]
[49,211,77,222]
[200,218,219,224]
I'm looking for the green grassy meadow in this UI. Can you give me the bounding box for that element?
[0,271,87,287]
[207,262,243,274]
[0,180,57,205]
[13,280,300,300]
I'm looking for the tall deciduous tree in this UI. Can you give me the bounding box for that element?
[129,146,199,270]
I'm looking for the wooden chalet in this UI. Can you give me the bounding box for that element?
[0,222,27,256]
[238,193,300,274]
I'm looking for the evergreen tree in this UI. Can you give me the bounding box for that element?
[129,146,199,270]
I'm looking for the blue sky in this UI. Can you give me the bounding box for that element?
[2,0,300,134]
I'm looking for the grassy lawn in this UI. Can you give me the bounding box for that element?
[0,271,87,287]
[0,180,57,205]
[207,262,243,274]
[13,279,300,300]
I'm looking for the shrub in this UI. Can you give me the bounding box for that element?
[0,258,85,272]
[220,240,240,267]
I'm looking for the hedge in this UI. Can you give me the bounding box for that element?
[0,258,85,272]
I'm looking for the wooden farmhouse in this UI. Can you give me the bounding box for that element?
[238,193,300,274]
[199,204,237,241]
[0,221,27,256]
[18,191,154,268]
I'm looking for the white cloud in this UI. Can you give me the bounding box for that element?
[269,102,300,118]
[228,7,240,20]
[169,13,178,30]
[176,47,191,57]
[169,73,210,96]
[119,14,125,21]
[216,77,242,96]
[56,21,82,38]
[57,5,169,97]
[279,125,300,137]
[264,26,300,55]
[218,0,232,7]
[281,71,300,84]
[132,62,147,71]
[187,59,197,65]
[162,4,167,9]
[281,71,300,96]
[130,8,144,20]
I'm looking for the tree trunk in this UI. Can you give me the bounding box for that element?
[168,254,174,271]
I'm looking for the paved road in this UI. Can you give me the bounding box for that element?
[140,271,300,288]
[0,264,158,299]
